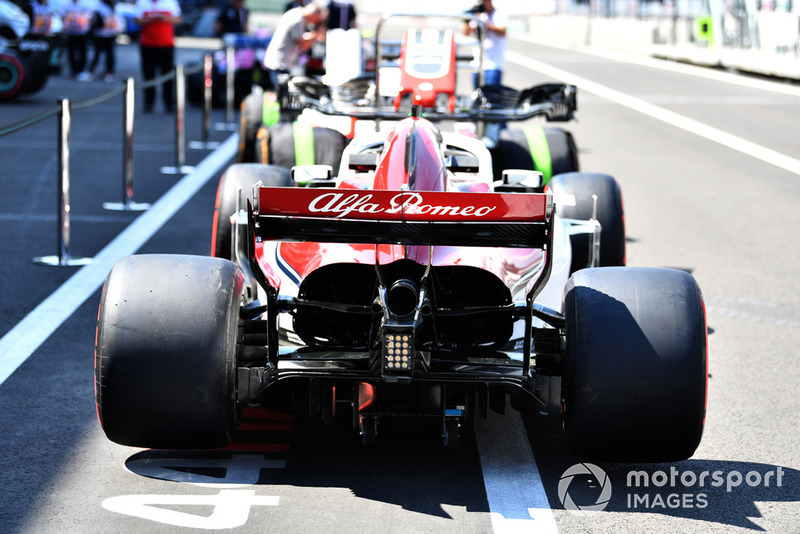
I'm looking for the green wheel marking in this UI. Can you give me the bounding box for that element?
[262,96,281,126]
[293,122,316,166]
[694,15,714,47]
[522,125,552,184]
[0,60,20,91]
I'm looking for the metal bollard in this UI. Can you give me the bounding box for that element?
[104,77,150,211]
[161,64,195,175]
[225,45,235,125]
[189,54,220,150]
[203,53,212,143]
[215,46,237,131]
[33,99,92,266]
[175,63,186,168]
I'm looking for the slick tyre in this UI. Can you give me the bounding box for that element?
[491,126,579,183]
[563,267,707,462]
[238,87,264,162]
[0,51,27,100]
[19,46,50,94]
[20,68,47,94]
[255,122,348,175]
[212,163,292,260]
[549,172,625,273]
[95,254,245,449]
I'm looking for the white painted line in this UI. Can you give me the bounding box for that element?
[513,35,800,98]
[0,134,238,386]
[507,50,800,178]
[475,411,559,534]
[102,490,278,529]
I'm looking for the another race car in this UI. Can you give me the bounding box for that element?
[95,13,707,462]
[0,0,52,99]
[235,16,577,189]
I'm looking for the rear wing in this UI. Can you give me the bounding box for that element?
[249,187,553,249]
[246,187,557,371]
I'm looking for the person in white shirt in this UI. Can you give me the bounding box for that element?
[61,0,97,80]
[262,1,327,87]
[31,0,57,36]
[463,0,508,87]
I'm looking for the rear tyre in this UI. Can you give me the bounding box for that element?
[212,163,292,260]
[0,51,26,100]
[238,87,264,162]
[255,122,348,175]
[490,126,579,183]
[563,267,707,462]
[20,68,47,94]
[549,172,625,273]
[19,45,50,94]
[95,254,245,449]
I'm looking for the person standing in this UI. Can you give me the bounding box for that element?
[262,0,327,86]
[61,0,96,81]
[214,0,248,37]
[134,0,181,112]
[30,0,57,36]
[326,0,355,30]
[89,0,121,82]
[463,0,508,87]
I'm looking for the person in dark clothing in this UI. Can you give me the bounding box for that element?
[89,0,121,82]
[283,0,308,11]
[326,0,355,30]
[214,0,248,37]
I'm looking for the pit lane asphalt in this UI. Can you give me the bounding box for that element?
[0,39,235,341]
[1,36,800,534]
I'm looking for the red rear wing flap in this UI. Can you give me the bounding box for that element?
[251,188,553,248]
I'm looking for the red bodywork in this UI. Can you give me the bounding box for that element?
[393,28,457,112]
[252,116,548,297]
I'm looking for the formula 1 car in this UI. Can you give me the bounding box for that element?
[95,14,707,462]
[235,16,579,197]
[0,0,51,100]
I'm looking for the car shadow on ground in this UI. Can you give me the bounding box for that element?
[123,410,490,521]
[524,415,800,531]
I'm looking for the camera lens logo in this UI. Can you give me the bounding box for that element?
[558,463,612,511]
